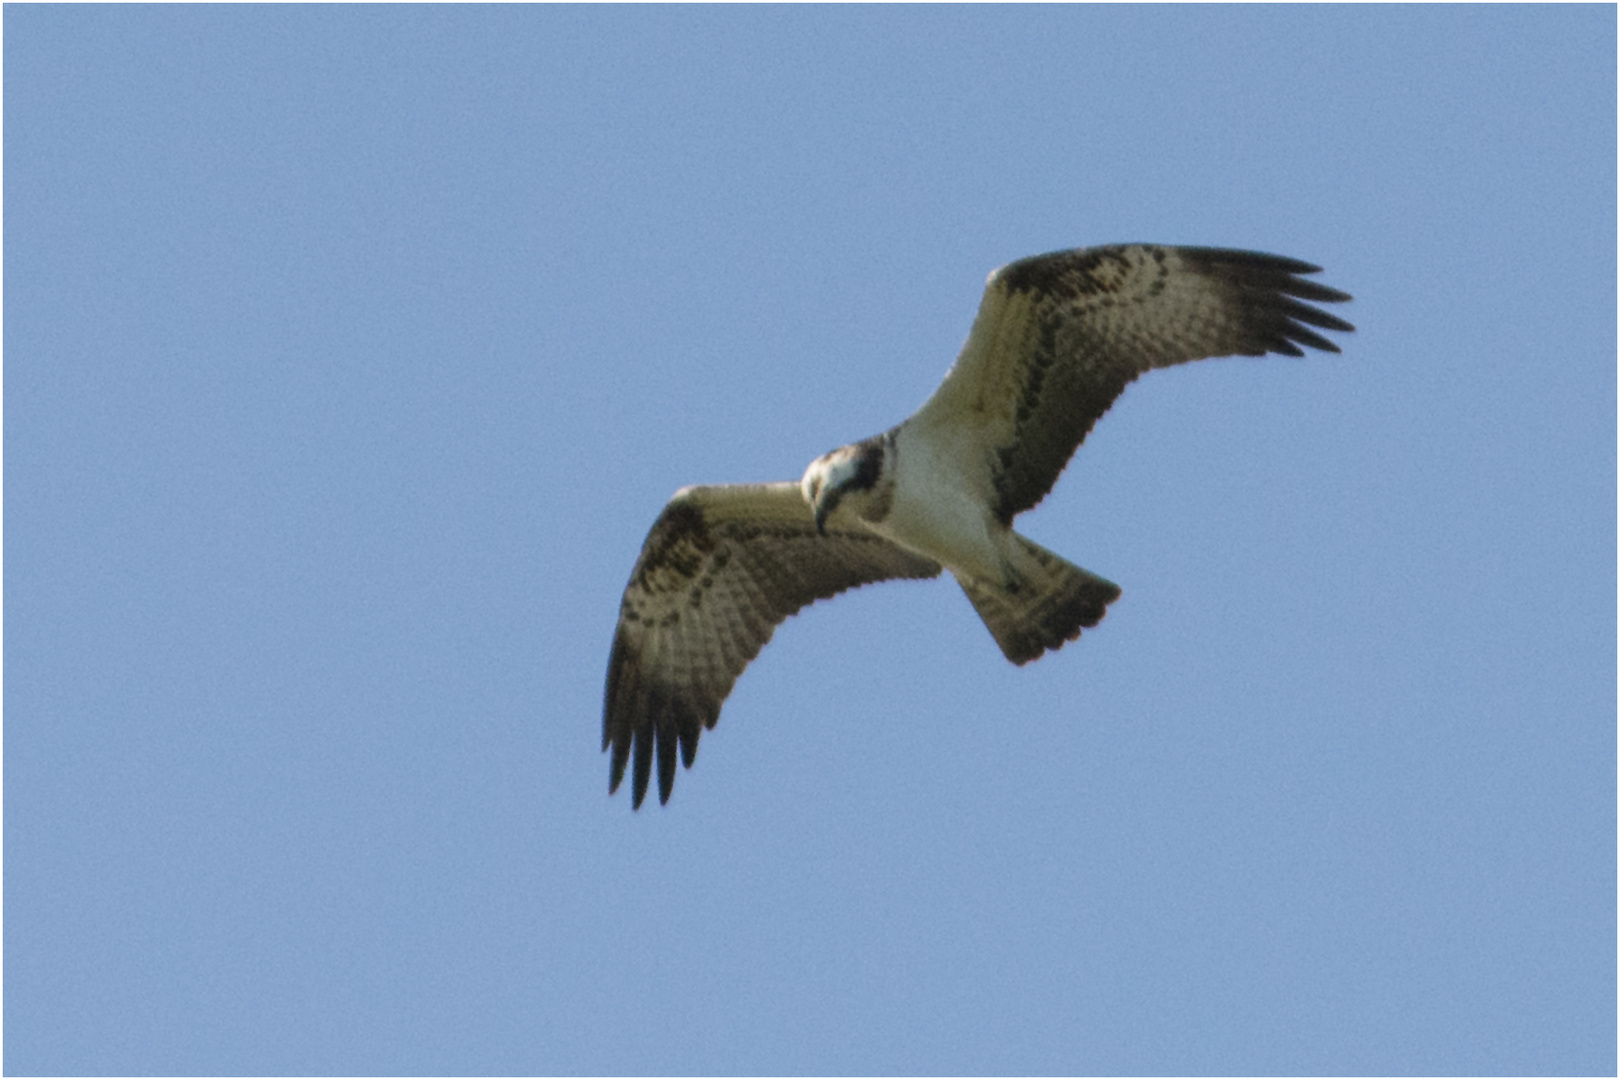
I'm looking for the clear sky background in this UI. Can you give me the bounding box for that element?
[6,6,1614,1075]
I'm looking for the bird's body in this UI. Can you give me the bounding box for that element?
[605,244,1354,807]
[811,428,1004,583]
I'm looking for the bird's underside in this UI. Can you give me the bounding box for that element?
[604,243,1355,808]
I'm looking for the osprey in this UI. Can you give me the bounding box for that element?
[605,244,1353,808]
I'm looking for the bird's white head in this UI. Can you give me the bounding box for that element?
[800,433,893,534]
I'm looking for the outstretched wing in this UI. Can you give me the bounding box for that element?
[908,245,1354,524]
[604,482,942,808]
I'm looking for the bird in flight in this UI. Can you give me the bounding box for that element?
[604,244,1353,808]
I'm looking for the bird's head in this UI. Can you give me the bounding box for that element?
[800,435,890,534]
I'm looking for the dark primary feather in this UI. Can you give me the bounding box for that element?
[604,484,941,808]
[976,245,1354,523]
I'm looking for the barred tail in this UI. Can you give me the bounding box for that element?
[956,535,1121,665]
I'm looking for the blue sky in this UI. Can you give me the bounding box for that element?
[6,6,1613,1075]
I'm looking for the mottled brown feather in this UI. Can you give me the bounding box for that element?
[911,245,1353,525]
[604,483,941,808]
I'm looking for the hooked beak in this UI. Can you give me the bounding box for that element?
[811,482,841,536]
[805,473,834,535]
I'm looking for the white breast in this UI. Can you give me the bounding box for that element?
[873,422,1010,585]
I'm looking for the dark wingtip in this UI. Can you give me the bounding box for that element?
[656,724,678,806]
[630,724,653,809]
[607,682,717,809]
[607,730,630,796]
[1206,249,1355,357]
[1285,323,1344,354]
